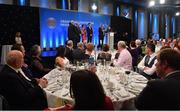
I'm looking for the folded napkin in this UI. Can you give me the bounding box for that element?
[133,75,147,81]
[129,82,146,90]
[115,88,129,98]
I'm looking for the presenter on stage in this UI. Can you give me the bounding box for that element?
[98,24,105,48]
[68,21,75,41]
[87,23,93,43]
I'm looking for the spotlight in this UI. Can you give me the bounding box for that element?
[175,12,180,16]
[91,3,97,11]
[160,0,165,4]
[149,1,155,7]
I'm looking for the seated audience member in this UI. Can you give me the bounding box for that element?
[11,44,33,78]
[55,45,69,69]
[137,43,158,80]
[29,45,51,78]
[135,39,143,56]
[135,49,180,110]
[65,40,74,63]
[113,41,132,70]
[0,50,48,110]
[11,44,28,67]
[155,41,162,53]
[97,44,112,61]
[73,42,85,62]
[11,44,49,84]
[128,41,138,71]
[174,40,180,53]
[58,70,114,110]
[84,43,94,60]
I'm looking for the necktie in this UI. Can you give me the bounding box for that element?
[17,71,34,88]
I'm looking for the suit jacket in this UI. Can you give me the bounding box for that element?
[87,27,93,38]
[65,46,74,63]
[135,71,180,110]
[73,48,85,61]
[68,24,75,40]
[29,56,51,78]
[98,27,105,40]
[0,65,47,110]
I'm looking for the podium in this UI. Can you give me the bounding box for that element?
[107,32,114,50]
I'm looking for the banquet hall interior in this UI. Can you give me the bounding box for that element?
[0,0,180,110]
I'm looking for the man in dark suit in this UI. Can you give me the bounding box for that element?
[135,49,180,110]
[98,24,105,48]
[87,23,93,43]
[68,21,75,41]
[0,50,48,110]
[73,42,85,61]
[65,40,74,63]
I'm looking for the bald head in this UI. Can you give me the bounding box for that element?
[6,50,24,69]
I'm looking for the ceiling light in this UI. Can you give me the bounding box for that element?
[160,0,165,4]
[149,1,155,7]
[176,12,180,16]
[91,3,97,11]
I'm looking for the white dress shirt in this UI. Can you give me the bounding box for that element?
[138,53,157,75]
[8,65,31,81]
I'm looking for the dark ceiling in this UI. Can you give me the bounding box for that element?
[114,0,180,7]
[113,0,180,13]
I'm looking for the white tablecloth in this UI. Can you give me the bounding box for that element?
[44,66,147,109]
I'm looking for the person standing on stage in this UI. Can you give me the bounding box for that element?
[81,24,87,43]
[74,22,81,45]
[68,21,75,41]
[68,21,80,48]
[98,24,105,48]
[87,23,93,43]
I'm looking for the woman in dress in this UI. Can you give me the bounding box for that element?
[81,24,87,43]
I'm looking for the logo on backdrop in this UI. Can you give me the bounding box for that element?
[47,17,56,29]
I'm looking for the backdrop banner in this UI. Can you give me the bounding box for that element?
[39,8,110,49]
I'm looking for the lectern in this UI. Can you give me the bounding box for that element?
[107,32,114,50]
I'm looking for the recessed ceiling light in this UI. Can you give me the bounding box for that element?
[175,12,180,16]
[91,3,97,11]
[160,0,165,4]
[149,1,155,7]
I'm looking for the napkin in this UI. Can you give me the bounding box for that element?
[129,82,146,89]
[115,88,129,98]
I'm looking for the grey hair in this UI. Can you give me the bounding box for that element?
[135,39,141,46]
[118,41,126,48]
[67,40,73,47]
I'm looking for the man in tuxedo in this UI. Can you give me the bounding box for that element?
[135,49,180,110]
[0,50,48,110]
[87,23,93,43]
